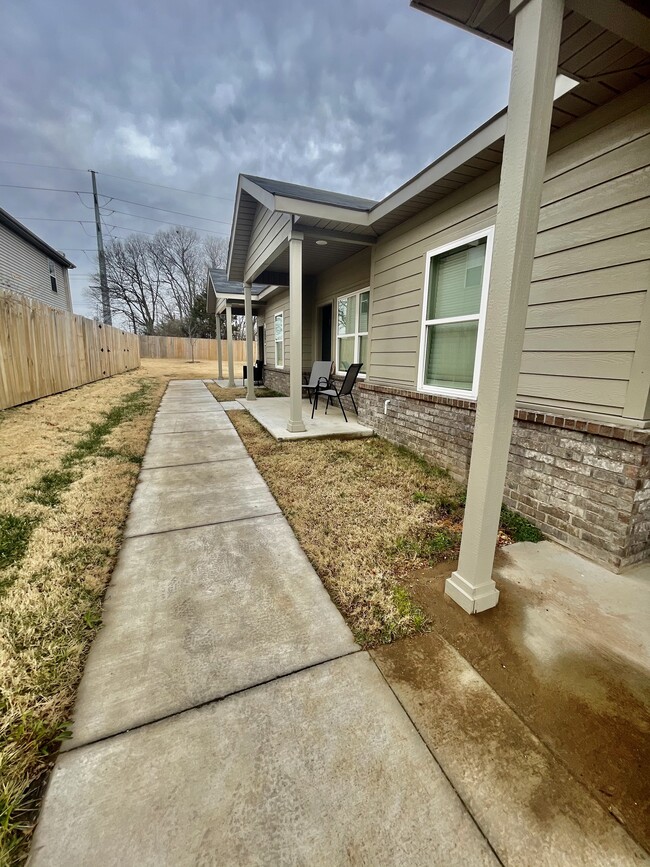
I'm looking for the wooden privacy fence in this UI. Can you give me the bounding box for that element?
[0,290,140,410]
[139,335,254,363]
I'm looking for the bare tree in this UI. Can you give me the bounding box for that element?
[87,236,164,334]
[86,227,228,345]
[203,236,228,270]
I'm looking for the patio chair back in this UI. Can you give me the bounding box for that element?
[339,363,363,396]
[307,360,333,388]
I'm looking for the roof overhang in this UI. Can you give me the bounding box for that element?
[0,207,75,269]
[206,267,282,315]
[410,0,650,79]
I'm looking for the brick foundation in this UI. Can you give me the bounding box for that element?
[358,383,649,572]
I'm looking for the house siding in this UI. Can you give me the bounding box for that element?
[245,205,291,282]
[313,247,372,371]
[369,93,650,421]
[0,223,73,313]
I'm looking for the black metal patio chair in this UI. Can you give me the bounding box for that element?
[312,362,363,422]
[303,360,333,404]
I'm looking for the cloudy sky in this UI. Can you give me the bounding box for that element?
[1,0,511,315]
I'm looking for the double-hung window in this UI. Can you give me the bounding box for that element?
[274,312,284,368]
[336,288,369,375]
[48,259,58,293]
[418,227,493,400]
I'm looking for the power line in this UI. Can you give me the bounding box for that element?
[1,183,231,224]
[0,159,84,173]
[105,207,229,234]
[16,215,228,236]
[97,171,233,202]
[0,162,234,202]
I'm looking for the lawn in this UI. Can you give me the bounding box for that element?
[228,411,539,648]
[0,357,218,864]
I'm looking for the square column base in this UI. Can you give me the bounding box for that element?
[445,571,500,614]
[286,418,306,433]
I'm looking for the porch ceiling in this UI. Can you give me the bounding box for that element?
[411,2,650,97]
[256,233,370,283]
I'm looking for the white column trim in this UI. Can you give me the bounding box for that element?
[244,282,256,401]
[446,0,565,614]
[216,312,223,381]
[225,303,235,388]
[287,235,306,432]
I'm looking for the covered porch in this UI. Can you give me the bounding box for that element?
[224,174,379,436]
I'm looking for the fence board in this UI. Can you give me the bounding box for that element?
[0,290,140,410]
[138,335,253,363]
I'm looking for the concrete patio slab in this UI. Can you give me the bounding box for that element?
[245,396,373,440]
[64,514,359,748]
[151,411,233,433]
[220,399,246,410]
[142,428,246,469]
[124,456,280,537]
[31,655,496,867]
[373,632,648,866]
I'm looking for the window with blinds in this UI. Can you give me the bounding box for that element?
[418,228,493,399]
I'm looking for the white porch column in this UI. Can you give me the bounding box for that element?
[445,0,564,614]
[287,232,306,433]
[216,312,223,380]
[225,303,235,388]
[244,282,256,401]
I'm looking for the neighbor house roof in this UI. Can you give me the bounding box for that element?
[0,207,75,269]
[206,268,277,314]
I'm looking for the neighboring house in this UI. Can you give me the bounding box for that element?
[215,1,649,586]
[0,207,75,313]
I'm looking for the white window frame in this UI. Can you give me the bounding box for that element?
[273,311,284,369]
[417,226,494,401]
[335,287,370,377]
[48,259,58,293]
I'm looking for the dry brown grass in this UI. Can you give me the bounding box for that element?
[0,359,205,864]
[229,412,468,647]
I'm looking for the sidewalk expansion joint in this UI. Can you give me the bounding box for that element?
[124,510,283,541]
[140,455,247,471]
[64,648,363,755]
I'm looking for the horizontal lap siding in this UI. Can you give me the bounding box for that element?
[312,248,371,370]
[0,224,73,313]
[245,205,291,281]
[369,92,650,416]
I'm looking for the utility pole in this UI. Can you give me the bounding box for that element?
[89,169,112,325]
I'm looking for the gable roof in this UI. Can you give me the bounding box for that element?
[0,207,75,269]
[243,176,377,212]
[206,268,274,314]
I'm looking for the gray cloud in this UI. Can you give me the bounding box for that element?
[1,0,511,315]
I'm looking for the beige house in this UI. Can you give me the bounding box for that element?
[213,0,650,608]
[0,207,75,313]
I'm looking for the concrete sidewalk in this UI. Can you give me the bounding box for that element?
[29,381,496,866]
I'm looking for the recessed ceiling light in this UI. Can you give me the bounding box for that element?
[316,239,328,246]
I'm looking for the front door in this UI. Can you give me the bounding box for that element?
[319,304,332,362]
